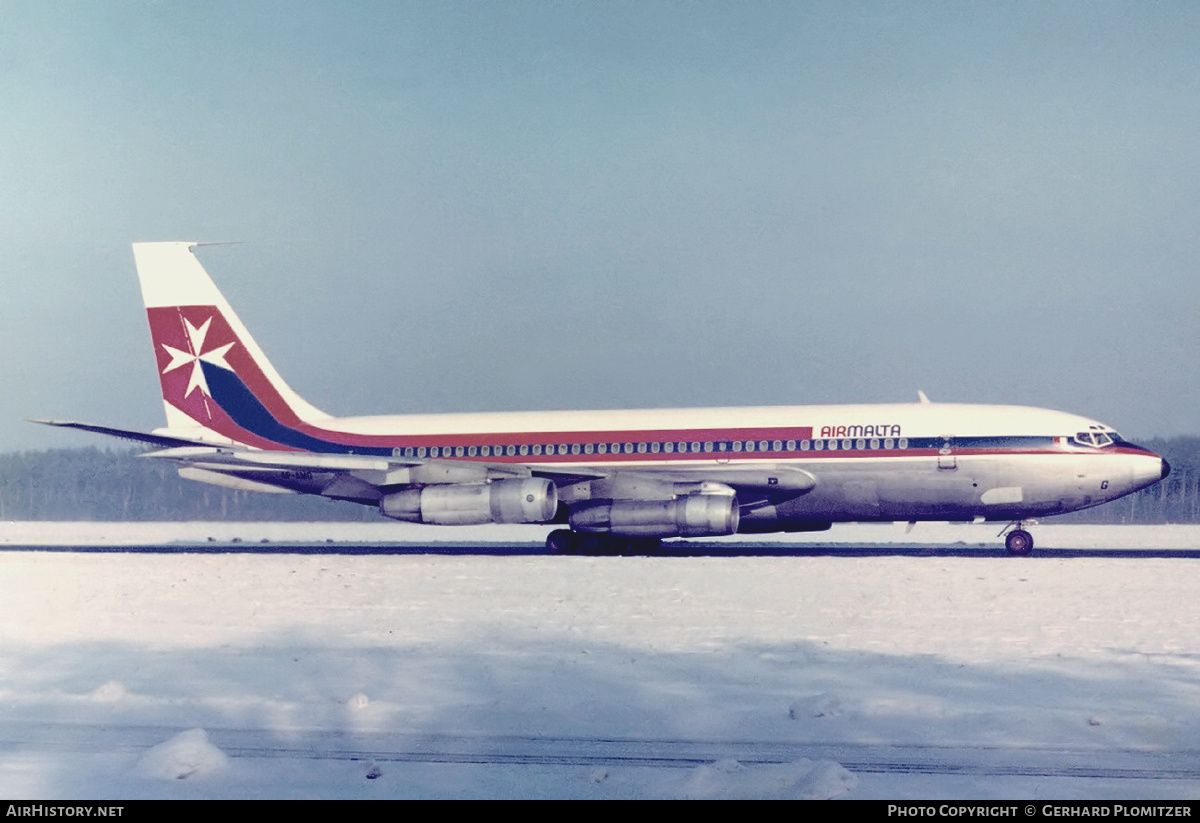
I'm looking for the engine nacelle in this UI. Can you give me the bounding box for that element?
[736,507,832,533]
[569,494,740,538]
[380,478,558,525]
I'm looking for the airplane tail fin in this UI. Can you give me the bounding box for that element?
[133,242,330,449]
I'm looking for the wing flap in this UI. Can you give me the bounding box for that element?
[177,466,300,494]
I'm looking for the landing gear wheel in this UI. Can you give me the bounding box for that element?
[621,537,662,556]
[545,530,661,556]
[1005,528,1033,556]
[583,534,661,555]
[546,529,582,554]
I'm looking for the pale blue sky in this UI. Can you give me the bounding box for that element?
[5,1,1199,451]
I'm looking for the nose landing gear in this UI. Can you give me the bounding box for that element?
[999,523,1034,556]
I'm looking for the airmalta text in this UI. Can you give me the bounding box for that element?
[820,424,902,438]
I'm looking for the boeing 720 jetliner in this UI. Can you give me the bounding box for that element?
[39,242,1169,555]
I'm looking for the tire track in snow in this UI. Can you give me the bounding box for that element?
[9,729,1190,787]
[7,723,1189,781]
[223,735,1200,781]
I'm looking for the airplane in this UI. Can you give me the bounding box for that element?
[37,241,1170,555]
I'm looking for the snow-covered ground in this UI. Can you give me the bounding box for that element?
[2,521,1200,799]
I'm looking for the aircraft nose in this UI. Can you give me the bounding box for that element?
[1162,458,1172,480]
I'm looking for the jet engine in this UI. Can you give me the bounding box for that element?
[569,493,740,538]
[380,478,558,525]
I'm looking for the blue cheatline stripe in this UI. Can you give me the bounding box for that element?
[205,362,1078,459]
[203,362,393,455]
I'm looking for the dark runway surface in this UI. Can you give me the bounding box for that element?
[7,541,1200,558]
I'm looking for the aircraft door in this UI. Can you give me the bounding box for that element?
[937,436,957,471]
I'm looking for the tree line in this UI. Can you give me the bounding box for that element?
[0,441,1197,523]
[0,447,375,521]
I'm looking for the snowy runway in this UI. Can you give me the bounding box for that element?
[2,523,1200,798]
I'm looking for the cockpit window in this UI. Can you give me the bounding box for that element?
[1074,429,1114,448]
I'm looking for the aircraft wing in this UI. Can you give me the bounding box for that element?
[32,419,813,512]
[143,447,798,504]
[30,419,604,500]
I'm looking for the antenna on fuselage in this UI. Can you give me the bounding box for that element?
[917,390,931,404]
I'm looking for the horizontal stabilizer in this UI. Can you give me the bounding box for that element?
[29,420,223,450]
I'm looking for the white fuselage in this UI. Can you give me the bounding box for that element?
[213,401,1165,528]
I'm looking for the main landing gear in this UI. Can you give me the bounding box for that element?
[546,529,661,556]
[999,523,1034,556]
